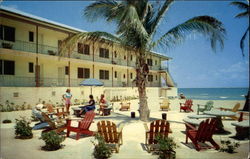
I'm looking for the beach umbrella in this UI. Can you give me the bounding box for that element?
[79,78,104,94]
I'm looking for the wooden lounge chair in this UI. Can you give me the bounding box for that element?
[197,101,214,115]
[144,120,172,152]
[97,120,123,153]
[220,103,240,120]
[119,101,130,111]
[46,104,67,119]
[66,111,95,140]
[185,118,219,151]
[180,99,193,112]
[160,98,170,111]
[41,112,67,134]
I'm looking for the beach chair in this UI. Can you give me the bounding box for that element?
[97,120,123,153]
[185,118,219,151]
[119,101,130,111]
[220,103,240,120]
[160,98,170,111]
[144,120,172,152]
[46,104,67,119]
[197,101,214,115]
[41,112,67,134]
[66,111,95,140]
[180,99,193,112]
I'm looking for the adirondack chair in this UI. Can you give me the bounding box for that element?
[160,98,170,111]
[119,101,130,111]
[185,118,219,151]
[66,111,95,140]
[180,99,193,112]
[144,120,172,152]
[41,112,67,134]
[197,101,214,115]
[220,103,240,120]
[97,120,123,153]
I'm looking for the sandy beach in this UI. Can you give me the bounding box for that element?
[0,99,249,159]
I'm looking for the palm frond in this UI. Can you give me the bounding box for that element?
[116,4,149,48]
[149,0,174,36]
[150,16,226,52]
[235,11,249,18]
[230,1,249,10]
[84,0,123,22]
[59,31,121,56]
[240,26,249,56]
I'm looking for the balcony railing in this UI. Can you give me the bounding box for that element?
[0,40,162,70]
[0,75,161,87]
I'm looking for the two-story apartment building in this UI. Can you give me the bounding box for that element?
[0,6,177,105]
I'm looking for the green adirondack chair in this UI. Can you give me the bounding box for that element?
[197,101,214,115]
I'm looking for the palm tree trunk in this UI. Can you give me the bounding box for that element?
[137,51,150,121]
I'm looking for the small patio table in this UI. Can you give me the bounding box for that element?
[231,120,250,139]
[204,110,236,134]
[187,114,216,119]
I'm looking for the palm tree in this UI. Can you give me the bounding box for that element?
[61,0,226,121]
[231,0,249,111]
[230,0,249,56]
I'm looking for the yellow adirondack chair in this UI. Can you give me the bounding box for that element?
[220,103,240,120]
[160,98,170,111]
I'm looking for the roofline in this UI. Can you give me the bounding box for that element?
[0,6,172,60]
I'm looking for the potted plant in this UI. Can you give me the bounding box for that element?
[40,131,65,151]
[220,139,240,153]
[15,117,33,139]
[92,134,112,159]
[156,136,177,159]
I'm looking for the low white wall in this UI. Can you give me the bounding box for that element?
[0,86,176,107]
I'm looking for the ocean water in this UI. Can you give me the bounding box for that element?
[178,88,248,100]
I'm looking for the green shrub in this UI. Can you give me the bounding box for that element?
[40,131,65,151]
[220,139,240,153]
[3,119,12,123]
[156,136,177,159]
[92,134,112,159]
[15,117,33,139]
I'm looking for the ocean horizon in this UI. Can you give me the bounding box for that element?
[178,88,248,100]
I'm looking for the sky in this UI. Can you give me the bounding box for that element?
[1,0,249,88]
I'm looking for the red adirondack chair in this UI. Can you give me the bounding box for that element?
[185,118,219,151]
[180,99,193,112]
[66,111,95,140]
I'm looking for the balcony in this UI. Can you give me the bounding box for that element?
[0,40,162,70]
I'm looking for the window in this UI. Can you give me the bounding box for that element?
[99,48,109,58]
[147,59,153,66]
[0,60,15,75]
[83,44,90,55]
[130,55,133,61]
[65,66,69,75]
[124,56,126,60]
[155,60,158,66]
[156,75,158,81]
[78,43,84,54]
[114,71,117,78]
[78,67,90,78]
[29,31,34,42]
[0,25,15,42]
[130,73,133,79]
[148,75,153,82]
[100,70,109,80]
[78,43,90,55]
[123,74,126,79]
[114,51,117,58]
[29,62,34,73]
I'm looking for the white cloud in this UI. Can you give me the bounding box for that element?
[219,61,248,73]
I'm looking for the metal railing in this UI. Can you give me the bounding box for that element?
[0,75,161,87]
[0,40,163,70]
